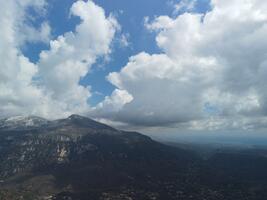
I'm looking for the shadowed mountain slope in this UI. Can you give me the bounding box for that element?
[0,115,197,200]
[1,115,267,200]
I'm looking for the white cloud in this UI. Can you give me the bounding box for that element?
[174,0,197,13]
[188,116,267,131]
[94,89,133,113]
[19,22,51,45]
[37,0,119,117]
[95,0,267,130]
[119,33,130,48]
[0,0,118,119]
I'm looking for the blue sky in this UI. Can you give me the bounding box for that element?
[22,0,211,106]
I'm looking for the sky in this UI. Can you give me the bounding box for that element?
[2,0,267,135]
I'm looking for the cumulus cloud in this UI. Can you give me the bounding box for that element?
[94,0,267,130]
[94,89,133,113]
[0,0,118,119]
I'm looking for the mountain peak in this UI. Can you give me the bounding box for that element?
[64,114,116,131]
[68,114,88,120]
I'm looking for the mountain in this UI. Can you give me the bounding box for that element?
[0,115,197,200]
[1,115,267,200]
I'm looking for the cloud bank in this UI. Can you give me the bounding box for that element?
[93,0,267,130]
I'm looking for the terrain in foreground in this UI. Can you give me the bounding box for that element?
[0,115,267,200]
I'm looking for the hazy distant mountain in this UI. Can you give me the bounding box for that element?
[0,115,267,200]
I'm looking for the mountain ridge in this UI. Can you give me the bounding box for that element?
[0,115,49,131]
[0,114,114,131]
[1,115,267,200]
[0,114,199,199]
